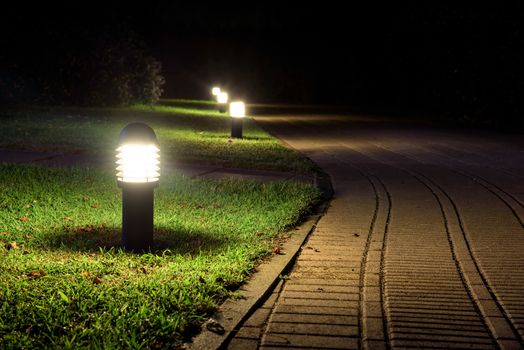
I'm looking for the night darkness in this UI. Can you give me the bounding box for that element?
[2,2,524,124]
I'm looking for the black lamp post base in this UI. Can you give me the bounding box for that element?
[120,182,156,252]
[231,118,243,138]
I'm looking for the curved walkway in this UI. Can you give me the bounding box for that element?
[227,115,524,349]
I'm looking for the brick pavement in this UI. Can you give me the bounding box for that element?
[224,116,524,349]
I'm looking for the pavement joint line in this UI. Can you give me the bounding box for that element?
[187,169,333,350]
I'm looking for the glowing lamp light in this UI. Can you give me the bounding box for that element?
[116,144,160,183]
[211,86,221,96]
[229,101,246,118]
[217,91,229,113]
[116,123,160,252]
[217,91,228,104]
[229,101,246,138]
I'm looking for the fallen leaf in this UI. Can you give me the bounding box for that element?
[19,216,29,222]
[81,271,90,278]
[206,318,225,335]
[6,242,19,250]
[27,270,46,278]
[273,247,285,255]
[92,277,102,284]
[139,267,147,274]
[63,216,73,222]
[0,232,10,235]
[90,203,100,208]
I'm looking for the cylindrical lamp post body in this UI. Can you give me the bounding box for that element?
[116,123,160,252]
[231,118,243,138]
[120,183,156,251]
[229,101,246,139]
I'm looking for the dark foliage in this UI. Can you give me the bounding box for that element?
[0,14,164,106]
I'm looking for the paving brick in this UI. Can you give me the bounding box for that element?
[366,250,382,262]
[391,321,486,331]
[275,304,359,316]
[294,266,360,274]
[362,301,383,318]
[364,273,380,286]
[388,312,481,322]
[478,299,504,318]
[226,337,259,350]
[286,278,360,287]
[390,339,494,349]
[296,260,361,268]
[235,326,262,339]
[283,291,359,301]
[270,313,358,326]
[362,286,381,302]
[279,297,358,309]
[498,339,523,350]
[391,325,490,338]
[362,317,385,340]
[290,271,360,280]
[484,316,517,340]
[244,307,273,327]
[469,283,492,301]
[262,333,359,349]
[267,322,358,337]
[284,284,359,294]
[363,339,387,350]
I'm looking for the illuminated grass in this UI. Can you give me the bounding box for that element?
[0,100,314,172]
[0,165,320,349]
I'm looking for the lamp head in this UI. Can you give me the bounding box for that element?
[217,92,228,104]
[116,123,160,184]
[229,101,246,118]
[211,87,221,96]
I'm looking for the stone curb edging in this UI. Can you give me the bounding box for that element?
[186,170,333,350]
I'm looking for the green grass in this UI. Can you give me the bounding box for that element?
[0,100,314,172]
[0,164,320,349]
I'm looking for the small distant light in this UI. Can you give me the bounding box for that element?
[217,92,229,104]
[212,87,221,96]
[229,101,246,118]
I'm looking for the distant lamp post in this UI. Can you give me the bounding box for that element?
[217,92,228,113]
[211,86,221,97]
[229,101,246,138]
[116,123,160,252]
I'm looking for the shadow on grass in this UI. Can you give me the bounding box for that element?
[38,225,228,255]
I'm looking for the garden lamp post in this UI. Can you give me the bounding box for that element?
[116,123,160,252]
[211,86,221,97]
[217,91,228,113]
[229,101,246,138]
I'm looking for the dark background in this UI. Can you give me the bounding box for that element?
[2,2,524,124]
